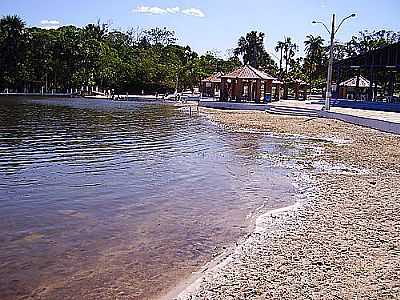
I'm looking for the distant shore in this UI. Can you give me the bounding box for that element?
[0,93,201,104]
[164,108,400,299]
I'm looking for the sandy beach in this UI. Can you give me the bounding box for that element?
[170,109,400,299]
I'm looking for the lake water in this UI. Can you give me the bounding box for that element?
[0,97,298,299]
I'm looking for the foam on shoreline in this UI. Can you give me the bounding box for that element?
[159,167,313,300]
[158,200,303,300]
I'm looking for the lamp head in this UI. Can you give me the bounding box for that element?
[312,21,317,24]
[350,13,356,18]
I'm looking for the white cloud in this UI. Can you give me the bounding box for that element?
[41,20,60,25]
[182,8,205,18]
[40,20,62,30]
[133,6,205,17]
[166,7,180,14]
[133,6,180,15]
[134,6,166,15]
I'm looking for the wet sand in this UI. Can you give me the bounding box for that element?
[171,109,400,299]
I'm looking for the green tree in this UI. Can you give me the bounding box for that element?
[0,15,277,94]
[234,31,276,72]
[0,15,26,89]
[275,41,285,78]
[143,27,177,46]
[345,30,400,57]
[304,35,325,89]
[288,57,307,82]
[283,37,298,78]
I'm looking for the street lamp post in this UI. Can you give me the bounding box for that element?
[313,13,356,110]
[325,14,335,111]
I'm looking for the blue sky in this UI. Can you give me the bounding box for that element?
[1,0,400,59]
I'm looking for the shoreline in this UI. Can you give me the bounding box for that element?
[158,110,319,300]
[160,108,400,299]
[158,163,307,300]
[159,196,306,300]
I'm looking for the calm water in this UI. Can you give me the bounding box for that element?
[0,97,298,300]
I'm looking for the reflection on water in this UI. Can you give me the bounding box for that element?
[0,97,297,300]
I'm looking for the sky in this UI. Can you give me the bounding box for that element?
[1,0,400,59]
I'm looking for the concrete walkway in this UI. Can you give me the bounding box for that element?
[270,100,400,124]
[200,100,400,135]
[268,100,400,135]
[331,107,400,124]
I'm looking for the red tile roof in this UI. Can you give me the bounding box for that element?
[222,65,276,80]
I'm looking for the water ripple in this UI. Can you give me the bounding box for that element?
[0,97,297,300]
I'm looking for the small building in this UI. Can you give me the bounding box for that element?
[220,65,277,102]
[200,72,223,98]
[338,75,374,100]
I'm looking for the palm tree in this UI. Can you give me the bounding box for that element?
[275,41,285,78]
[0,15,25,34]
[304,35,325,90]
[84,20,109,40]
[234,31,266,68]
[283,37,298,79]
[304,35,325,60]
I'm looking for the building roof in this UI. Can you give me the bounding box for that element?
[201,72,223,83]
[222,65,276,80]
[339,75,371,88]
[334,42,400,68]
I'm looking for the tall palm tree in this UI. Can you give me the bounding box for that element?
[234,31,266,68]
[304,35,325,89]
[304,35,325,60]
[283,37,298,78]
[275,40,285,78]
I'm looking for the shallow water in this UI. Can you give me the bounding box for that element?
[0,97,298,299]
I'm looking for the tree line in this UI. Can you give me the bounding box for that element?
[0,15,240,94]
[1,15,399,94]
